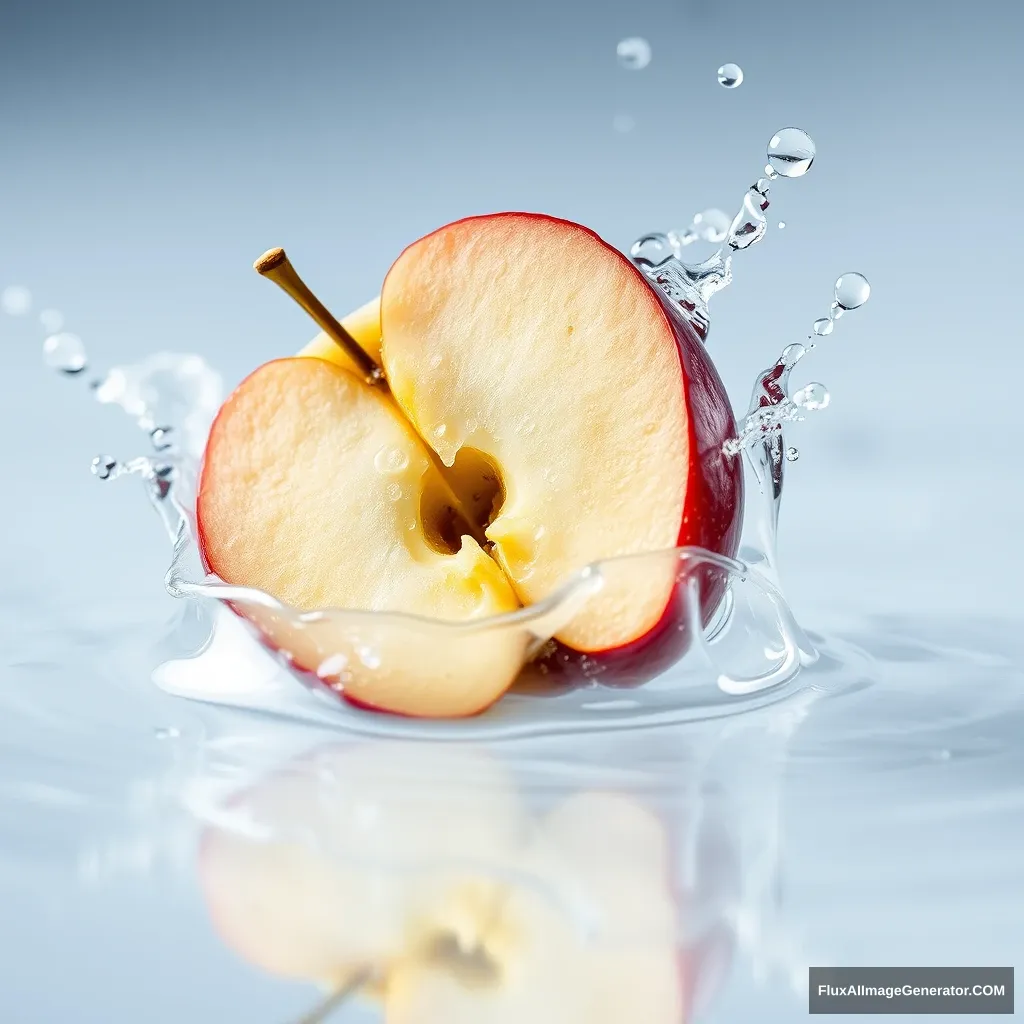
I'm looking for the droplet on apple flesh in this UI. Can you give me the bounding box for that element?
[197,213,742,717]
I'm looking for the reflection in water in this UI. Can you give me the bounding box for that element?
[191,708,811,1023]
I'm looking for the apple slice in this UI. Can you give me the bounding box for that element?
[380,213,742,654]
[196,355,522,716]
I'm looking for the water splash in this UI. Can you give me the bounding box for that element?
[631,127,816,331]
[727,276,871,582]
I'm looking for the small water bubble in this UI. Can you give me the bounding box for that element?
[834,272,871,310]
[778,221,787,229]
[612,113,635,133]
[785,446,800,461]
[374,445,410,475]
[433,423,447,439]
[386,482,403,502]
[755,178,771,196]
[812,318,834,336]
[149,426,173,451]
[766,128,816,178]
[717,62,743,88]
[39,309,64,332]
[43,333,87,374]
[830,301,845,320]
[91,455,118,480]
[1,286,32,316]
[764,164,779,180]
[793,382,830,411]
[617,37,651,70]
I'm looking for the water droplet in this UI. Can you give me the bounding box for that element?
[356,645,382,670]
[317,653,349,679]
[150,426,173,451]
[617,37,651,70]
[785,446,800,461]
[812,318,834,336]
[834,272,870,310]
[830,301,845,320]
[764,164,779,180]
[717,62,743,88]
[755,178,771,197]
[154,726,180,740]
[407,520,417,531]
[1,286,32,316]
[91,455,118,480]
[793,382,830,411]
[778,221,787,229]
[374,445,410,475]
[42,333,87,374]
[766,128,816,178]
[612,113,635,133]
[386,482,402,502]
[39,309,64,332]
[433,423,447,439]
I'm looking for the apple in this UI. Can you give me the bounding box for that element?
[197,213,742,716]
[198,742,697,1023]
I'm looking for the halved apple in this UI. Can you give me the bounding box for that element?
[197,213,742,715]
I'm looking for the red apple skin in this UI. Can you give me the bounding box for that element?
[533,293,743,687]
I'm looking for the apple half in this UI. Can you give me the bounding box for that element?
[197,213,742,715]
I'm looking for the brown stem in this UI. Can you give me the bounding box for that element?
[254,248,384,386]
[290,967,373,1024]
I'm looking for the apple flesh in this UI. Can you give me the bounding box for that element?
[197,213,742,715]
[196,357,524,716]
[380,213,742,654]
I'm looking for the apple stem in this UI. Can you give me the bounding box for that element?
[291,966,374,1024]
[254,248,385,386]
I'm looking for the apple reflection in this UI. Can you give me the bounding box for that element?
[194,734,753,1023]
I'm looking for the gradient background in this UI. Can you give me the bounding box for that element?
[1,0,1023,1020]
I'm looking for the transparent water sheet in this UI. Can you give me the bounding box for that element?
[149,442,822,737]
